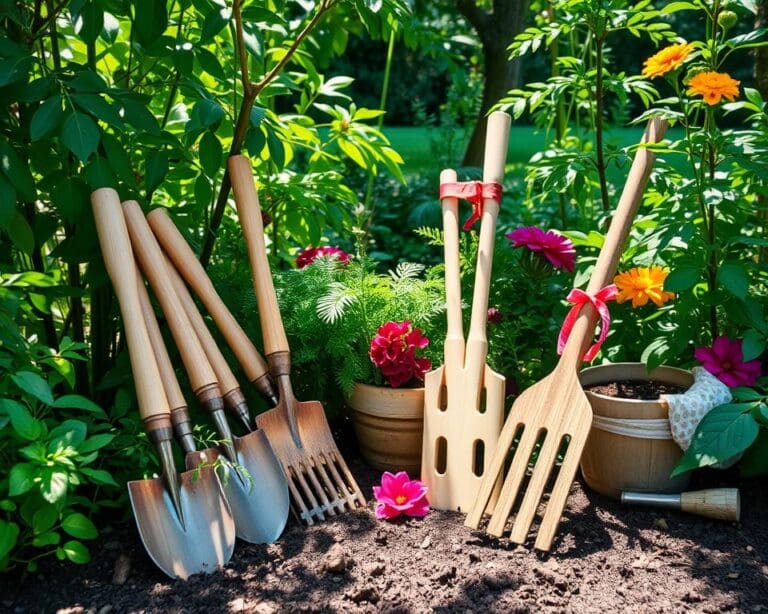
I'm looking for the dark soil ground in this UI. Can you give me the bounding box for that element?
[585,379,689,400]
[4,431,768,613]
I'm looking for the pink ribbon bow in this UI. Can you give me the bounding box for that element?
[557,285,618,362]
[439,181,503,231]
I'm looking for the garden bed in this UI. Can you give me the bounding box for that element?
[5,430,767,614]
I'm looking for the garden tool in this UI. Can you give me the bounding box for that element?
[165,255,290,543]
[121,200,239,468]
[422,110,511,512]
[229,154,366,525]
[146,207,278,410]
[466,117,669,551]
[91,187,234,580]
[622,489,740,522]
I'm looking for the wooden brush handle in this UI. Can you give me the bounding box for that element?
[466,111,511,345]
[681,488,740,522]
[146,208,271,386]
[229,155,289,357]
[90,189,170,430]
[123,200,221,403]
[440,168,465,368]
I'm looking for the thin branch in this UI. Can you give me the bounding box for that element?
[233,0,251,92]
[32,0,67,37]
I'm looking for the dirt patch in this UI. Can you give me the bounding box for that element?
[4,429,767,613]
[585,379,689,400]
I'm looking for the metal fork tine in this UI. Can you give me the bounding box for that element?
[486,427,542,537]
[534,436,583,551]
[294,464,325,522]
[465,418,523,529]
[305,460,336,517]
[315,456,346,513]
[325,453,357,510]
[333,453,366,507]
[286,467,314,526]
[510,432,560,544]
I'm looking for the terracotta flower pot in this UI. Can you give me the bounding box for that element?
[346,383,424,474]
[579,362,693,500]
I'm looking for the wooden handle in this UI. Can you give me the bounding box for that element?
[681,488,740,522]
[561,117,668,365]
[165,254,241,396]
[440,168,465,370]
[146,208,271,385]
[122,200,220,401]
[136,274,187,413]
[90,189,170,427]
[228,155,289,356]
[466,111,511,345]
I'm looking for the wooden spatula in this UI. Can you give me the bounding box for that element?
[466,117,668,551]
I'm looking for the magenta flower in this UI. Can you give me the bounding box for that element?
[373,471,430,520]
[487,307,504,325]
[694,336,762,388]
[506,227,576,272]
[296,246,351,269]
[369,321,432,388]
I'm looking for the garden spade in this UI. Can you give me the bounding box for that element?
[422,111,511,512]
[229,155,366,525]
[465,117,668,551]
[91,188,234,580]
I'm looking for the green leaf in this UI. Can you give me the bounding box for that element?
[85,155,117,190]
[664,266,700,292]
[30,95,65,141]
[32,531,61,547]
[48,419,88,449]
[201,7,231,42]
[102,133,133,183]
[191,99,224,129]
[11,371,54,405]
[78,433,115,453]
[741,329,765,362]
[61,513,97,540]
[133,0,167,47]
[53,177,90,223]
[718,262,749,299]
[80,467,119,487]
[194,175,213,208]
[52,394,105,416]
[145,151,169,195]
[0,174,15,226]
[1,399,42,440]
[74,0,103,44]
[250,107,266,128]
[62,540,91,564]
[739,429,768,477]
[198,131,222,177]
[0,140,36,201]
[40,469,69,504]
[0,521,20,560]
[8,463,36,496]
[32,504,59,535]
[60,112,100,162]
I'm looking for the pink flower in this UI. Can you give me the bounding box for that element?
[694,336,762,388]
[373,471,429,519]
[487,307,504,325]
[369,321,432,388]
[296,246,351,268]
[506,227,576,272]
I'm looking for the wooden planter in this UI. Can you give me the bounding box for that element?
[579,363,693,500]
[346,383,424,474]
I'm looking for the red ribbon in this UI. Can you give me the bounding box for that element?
[439,181,503,231]
[557,285,618,362]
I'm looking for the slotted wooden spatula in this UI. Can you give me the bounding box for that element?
[466,117,668,551]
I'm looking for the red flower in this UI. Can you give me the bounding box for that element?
[506,227,576,272]
[369,321,432,388]
[694,336,762,388]
[487,307,504,325]
[296,246,351,269]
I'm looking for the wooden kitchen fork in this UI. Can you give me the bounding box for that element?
[465,117,668,550]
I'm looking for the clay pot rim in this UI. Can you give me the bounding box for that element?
[349,382,426,394]
[579,362,693,405]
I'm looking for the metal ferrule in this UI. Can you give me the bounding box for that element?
[224,388,253,432]
[621,491,682,509]
[143,415,174,446]
[268,352,303,450]
[252,373,278,407]
[169,405,196,456]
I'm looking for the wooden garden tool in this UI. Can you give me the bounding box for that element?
[466,117,669,551]
[229,154,366,525]
[91,188,234,580]
[422,111,511,512]
[622,488,740,522]
[147,207,278,416]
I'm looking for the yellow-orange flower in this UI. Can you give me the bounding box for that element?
[614,266,675,308]
[687,71,740,105]
[642,43,695,78]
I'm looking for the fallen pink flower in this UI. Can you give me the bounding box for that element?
[373,471,430,520]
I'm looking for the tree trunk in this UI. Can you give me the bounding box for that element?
[757,0,768,101]
[457,0,529,167]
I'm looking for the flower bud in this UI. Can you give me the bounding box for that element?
[718,10,737,30]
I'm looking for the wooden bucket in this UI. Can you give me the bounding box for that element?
[579,363,693,500]
[347,383,424,474]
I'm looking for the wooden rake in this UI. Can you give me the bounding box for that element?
[465,117,668,550]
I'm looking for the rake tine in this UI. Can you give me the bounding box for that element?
[325,453,358,509]
[305,461,336,517]
[334,453,367,507]
[509,432,561,544]
[315,456,347,513]
[465,417,522,529]
[286,467,315,526]
[294,464,326,522]
[534,437,583,551]
[486,427,542,537]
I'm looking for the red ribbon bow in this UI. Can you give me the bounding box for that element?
[557,285,618,362]
[439,181,503,230]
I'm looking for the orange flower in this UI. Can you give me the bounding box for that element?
[687,71,740,105]
[614,266,675,308]
[642,43,695,78]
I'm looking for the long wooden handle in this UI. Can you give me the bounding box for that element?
[466,111,511,345]
[146,207,272,385]
[561,117,668,365]
[165,255,241,396]
[122,200,220,402]
[90,189,170,429]
[681,488,740,522]
[440,168,465,370]
[229,155,289,356]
